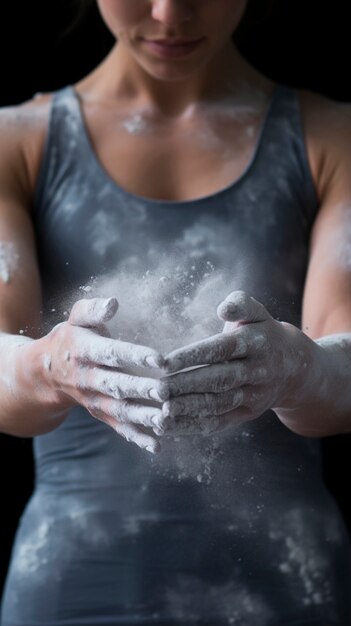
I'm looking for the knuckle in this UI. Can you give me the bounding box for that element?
[87,400,103,418]
[253,331,267,349]
[76,374,88,391]
[203,392,213,405]
[230,389,243,409]
[71,351,81,367]
[233,365,246,384]
[256,366,269,381]
[214,374,230,392]
[119,399,131,418]
[249,390,260,403]
[75,344,89,362]
[125,374,136,387]
[104,344,118,364]
[99,373,124,398]
[112,384,124,399]
[102,376,113,393]
[214,342,227,361]
[233,335,247,356]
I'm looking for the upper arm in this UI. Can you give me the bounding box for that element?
[0,103,46,337]
[301,94,351,339]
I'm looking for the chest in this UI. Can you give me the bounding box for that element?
[81,102,266,202]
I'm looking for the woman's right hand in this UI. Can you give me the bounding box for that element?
[39,296,167,453]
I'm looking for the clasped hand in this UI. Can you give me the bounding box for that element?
[41,290,319,453]
[157,290,318,438]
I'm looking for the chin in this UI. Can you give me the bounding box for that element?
[138,58,210,83]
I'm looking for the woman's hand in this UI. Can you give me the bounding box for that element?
[39,296,166,453]
[157,291,320,436]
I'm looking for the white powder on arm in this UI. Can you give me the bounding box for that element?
[0,241,20,284]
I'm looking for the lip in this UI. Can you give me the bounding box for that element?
[142,37,204,59]
[149,38,202,45]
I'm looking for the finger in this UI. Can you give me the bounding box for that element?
[78,367,166,402]
[69,297,119,327]
[217,290,270,325]
[163,325,266,374]
[114,421,161,453]
[161,386,265,435]
[88,400,161,453]
[160,361,269,397]
[163,388,244,420]
[158,404,255,436]
[87,393,166,430]
[76,329,165,370]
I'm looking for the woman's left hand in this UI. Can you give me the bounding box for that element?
[156,291,320,436]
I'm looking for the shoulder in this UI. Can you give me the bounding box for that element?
[0,92,55,202]
[295,87,351,204]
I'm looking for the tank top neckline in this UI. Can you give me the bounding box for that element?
[67,82,284,206]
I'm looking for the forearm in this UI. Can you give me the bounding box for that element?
[0,331,74,437]
[274,332,351,437]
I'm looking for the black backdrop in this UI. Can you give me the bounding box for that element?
[0,0,350,602]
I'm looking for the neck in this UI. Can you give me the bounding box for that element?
[85,39,264,118]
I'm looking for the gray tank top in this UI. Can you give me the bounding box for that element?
[1,83,350,626]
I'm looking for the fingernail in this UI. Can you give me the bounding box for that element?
[149,388,162,402]
[145,442,161,454]
[217,301,232,319]
[101,297,118,317]
[162,401,171,418]
[153,425,165,437]
[151,415,163,427]
[102,297,114,308]
[164,357,183,373]
[145,355,163,369]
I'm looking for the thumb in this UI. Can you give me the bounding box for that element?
[69,297,119,328]
[217,291,270,326]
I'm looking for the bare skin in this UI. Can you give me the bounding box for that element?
[1,0,351,451]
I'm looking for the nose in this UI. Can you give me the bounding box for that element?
[151,0,193,27]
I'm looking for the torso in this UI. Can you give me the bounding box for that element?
[15,78,323,206]
[66,80,279,202]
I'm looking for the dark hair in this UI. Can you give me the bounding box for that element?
[60,0,96,38]
[74,0,95,21]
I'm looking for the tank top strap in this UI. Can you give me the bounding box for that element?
[254,83,319,228]
[32,85,83,216]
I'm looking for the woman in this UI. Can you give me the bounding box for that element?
[1,0,351,624]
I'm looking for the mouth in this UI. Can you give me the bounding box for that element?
[147,38,203,46]
[141,37,205,59]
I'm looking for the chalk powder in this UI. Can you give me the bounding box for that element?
[76,246,251,486]
[0,241,20,284]
[17,83,341,622]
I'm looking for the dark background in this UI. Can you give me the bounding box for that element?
[0,0,350,602]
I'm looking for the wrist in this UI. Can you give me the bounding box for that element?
[273,327,331,435]
[17,337,76,417]
[275,324,327,410]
